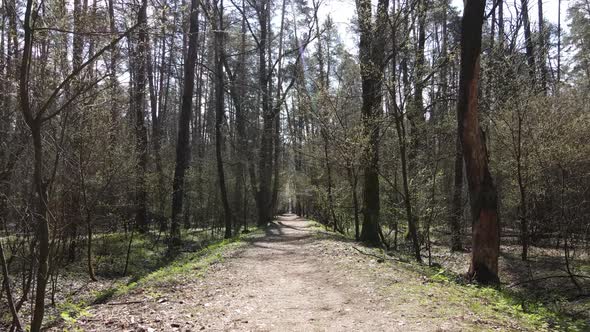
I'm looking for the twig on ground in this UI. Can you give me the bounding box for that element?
[107,300,145,305]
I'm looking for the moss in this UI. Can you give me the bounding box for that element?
[56,297,91,331]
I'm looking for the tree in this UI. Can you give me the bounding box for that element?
[18,0,132,328]
[520,0,536,84]
[171,0,200,245]
[457,0,500,284]
[356,0,389,246]
[213,0,233,238]
[134,0,149,233]
[255,0,274,226]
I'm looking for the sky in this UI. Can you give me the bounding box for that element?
[319,0,568,51]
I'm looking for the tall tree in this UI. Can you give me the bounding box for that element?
[458,0,500,284]
[171,0,200,245]
[256,0,274,226]
[447,0,463,252]
[134,0,149,233]
[520,0,536,84]
[213,0,233,238]
[356,0,390,246]
[18,0,132,328]
[537,0,547,94]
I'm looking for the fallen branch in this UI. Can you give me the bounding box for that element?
[107,300,144,306]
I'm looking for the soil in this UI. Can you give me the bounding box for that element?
[65,215,531,332]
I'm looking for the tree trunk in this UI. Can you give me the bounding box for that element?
[498,0,503,49]
[170,0,199,245]
[214,0,232,239]
[107,0,119,142]
[233,0,247,232]
[458,0,500,285]
[256,0,273,227]
[271,0,287,215]
[30,126,50,332]
[356,0,389,246]
[557,0,561,93]
[409,0,427,178]
[516,114,528,261]
[394,112,422,262]
[134,0,149,233]
[20,2,50,330]
[537,0,547,94]
[520,0,536,84]
[147,28,166,218]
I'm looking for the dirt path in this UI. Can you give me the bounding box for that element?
[70,215,525,331]
[191,214,397,331]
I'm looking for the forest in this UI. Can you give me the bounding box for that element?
[0,0,589,330]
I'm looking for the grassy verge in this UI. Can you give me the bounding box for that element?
[47,228,262,330]
[348,243,588,332]
[420,267,587,331]
[306,220,588,331]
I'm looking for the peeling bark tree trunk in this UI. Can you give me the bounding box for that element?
[458,0,500,284]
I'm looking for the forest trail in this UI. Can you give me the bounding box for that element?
[68,215,527,331]
[187,214,399,331]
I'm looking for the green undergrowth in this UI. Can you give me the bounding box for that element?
[93,230,259,299]
[355,244,588,331]
[89,228,223,278]
[312,224,588,331]
[421,267,587,331]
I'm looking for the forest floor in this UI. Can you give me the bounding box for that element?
[56,215,586,331]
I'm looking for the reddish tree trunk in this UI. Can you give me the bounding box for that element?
[457,0,500,284]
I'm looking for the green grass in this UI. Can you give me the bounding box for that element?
[414,265,589,331]
[43,228,262,330]
[322,227,588,332]
[89,232,258,302]
[89,228,222,279]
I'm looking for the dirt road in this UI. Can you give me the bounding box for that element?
[72,215,527,331]
[191,214,399,331]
